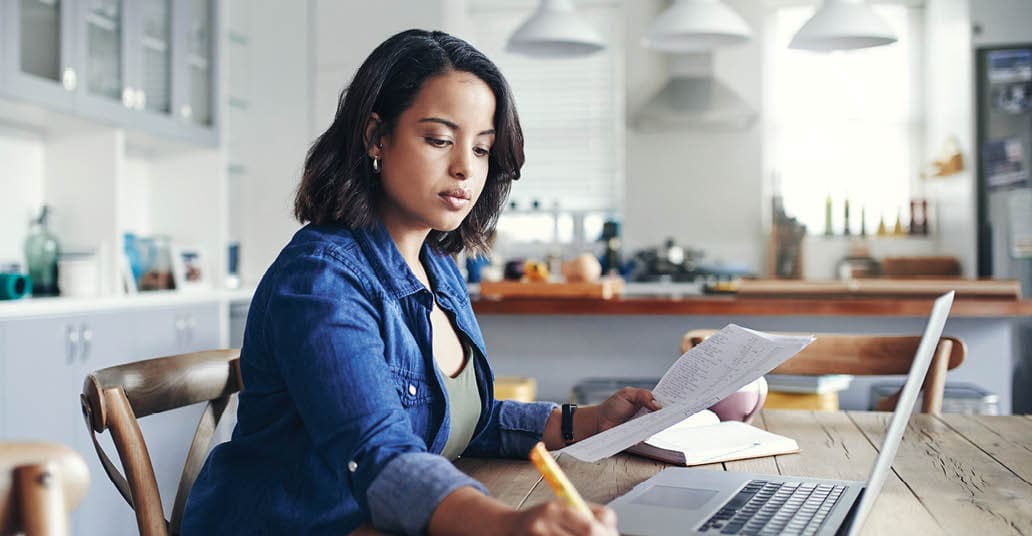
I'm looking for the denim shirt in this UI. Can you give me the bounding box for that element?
[181,222,557,535]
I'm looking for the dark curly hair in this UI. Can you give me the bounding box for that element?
[294,29,524,255]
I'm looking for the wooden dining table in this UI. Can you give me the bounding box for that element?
[446,410,1032,535]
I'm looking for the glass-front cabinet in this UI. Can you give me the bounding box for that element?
[2,0,79,111]
[0,0,219,146]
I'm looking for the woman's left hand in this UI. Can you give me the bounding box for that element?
[595,387,662,433]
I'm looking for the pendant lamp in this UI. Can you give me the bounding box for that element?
[642,0,751,53]
[789,0,897,52]
[506,0,605,58]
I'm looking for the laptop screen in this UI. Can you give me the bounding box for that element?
[845,291,955,536]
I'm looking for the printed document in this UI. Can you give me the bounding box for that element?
[561,324,814,462]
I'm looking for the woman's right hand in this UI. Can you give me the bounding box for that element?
[506,500,618,536]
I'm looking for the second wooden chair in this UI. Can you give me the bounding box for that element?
[681,331,966,415]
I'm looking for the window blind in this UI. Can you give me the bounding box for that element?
[466,0,625,213]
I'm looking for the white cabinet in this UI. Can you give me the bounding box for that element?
[1,311,136,534]
[0,300,222,534]
[133,302,220,357]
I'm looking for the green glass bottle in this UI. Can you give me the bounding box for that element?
[24,205,61,296]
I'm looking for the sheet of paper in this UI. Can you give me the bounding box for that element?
[561,324,814,462]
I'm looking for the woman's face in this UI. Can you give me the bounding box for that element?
[373,70,497,237]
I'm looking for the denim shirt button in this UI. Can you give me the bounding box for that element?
[408,384,417,396]
[348,460,358,473]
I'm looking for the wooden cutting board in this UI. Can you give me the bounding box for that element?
[477,279,625,299]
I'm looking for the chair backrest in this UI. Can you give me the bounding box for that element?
[0,442,90,536]
[80,349,241,536]
[681,331,966,415]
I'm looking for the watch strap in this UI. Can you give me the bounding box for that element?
[561,403,577,444]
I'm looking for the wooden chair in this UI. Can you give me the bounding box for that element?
[0,442,90,536]
[80,349,241,536]
[681,331,966,415]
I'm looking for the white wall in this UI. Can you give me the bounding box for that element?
[311,0,447,139]
[228,0,313,284]
[0,126,44,269]
[923,0,977,276]
[622,0,765,272]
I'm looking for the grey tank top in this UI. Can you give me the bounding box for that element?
[438,349,483,460]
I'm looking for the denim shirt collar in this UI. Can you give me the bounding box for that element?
[352,221,467,304]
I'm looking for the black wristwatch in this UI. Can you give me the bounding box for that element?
[561,403,577,444]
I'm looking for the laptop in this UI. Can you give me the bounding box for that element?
[609,291,955,536]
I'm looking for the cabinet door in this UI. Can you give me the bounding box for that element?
[1,315,82,444]
[130,305,213,520]
[126,0,182,137]
[70,312,138,536]
[133,302,220,357]
[75,0,132,122]
[2,0,79,110]
[171,0,218,145]
[182,302,219,352]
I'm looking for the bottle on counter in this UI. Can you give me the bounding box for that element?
[843,197,851,236]
[920,199,930,235]
[892,208,906,236]
[877,213,888,237]
[823,194,833,236]
[599,220,622,276]
[859,206,867,237]
[24,205,61,296]
[909,200,918,235]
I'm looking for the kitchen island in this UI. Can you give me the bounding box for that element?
[472,291,1031,413]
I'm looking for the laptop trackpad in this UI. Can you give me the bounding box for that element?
[631,485,718,510]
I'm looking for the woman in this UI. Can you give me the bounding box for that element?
[182,29,659,536]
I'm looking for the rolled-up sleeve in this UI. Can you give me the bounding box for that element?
[464,399,558,459]
[264,248,482,534]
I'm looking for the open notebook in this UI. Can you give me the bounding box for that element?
[625,410,799,466]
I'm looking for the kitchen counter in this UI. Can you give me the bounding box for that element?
[472,285,1030,413]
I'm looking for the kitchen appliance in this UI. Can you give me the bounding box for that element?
[975,44,1032,413]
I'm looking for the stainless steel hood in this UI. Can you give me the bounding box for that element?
[633,53,756,132]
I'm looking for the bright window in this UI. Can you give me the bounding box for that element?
[466,0,625,251]
[765,4,924,235]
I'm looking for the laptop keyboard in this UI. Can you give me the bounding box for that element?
[697,479,847,536]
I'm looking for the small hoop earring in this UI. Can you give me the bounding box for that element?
[372,156,381,174]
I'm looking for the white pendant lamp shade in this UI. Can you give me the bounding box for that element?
[789,0,898,52]
[506,0,605,58]
[642,0,752,53]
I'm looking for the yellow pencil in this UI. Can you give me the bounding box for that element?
[528,442,593,518]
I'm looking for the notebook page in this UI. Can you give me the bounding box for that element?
[562,324,813,462]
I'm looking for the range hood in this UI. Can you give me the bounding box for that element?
[633,53,756,132]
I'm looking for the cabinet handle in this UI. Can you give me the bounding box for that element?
[66,325,79,365]
[80,324,93,362]
[175,316,187,348]
[62,68,78,91]
[187,315,197,346]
